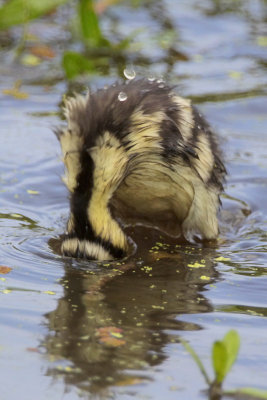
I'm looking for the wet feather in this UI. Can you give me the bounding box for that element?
[55,79,226,260]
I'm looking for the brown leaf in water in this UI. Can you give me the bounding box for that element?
[21,54,42,66]
[2,81,29,99]
[96,326,126,347]
[115,377,145,386]
[95,0,121,14]
[30,45,55,59]
[26,347,41,353]
[0,266,12,274]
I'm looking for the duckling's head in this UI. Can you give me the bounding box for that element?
[60,234,125,261]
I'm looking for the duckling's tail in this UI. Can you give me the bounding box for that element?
[56,94,129,260]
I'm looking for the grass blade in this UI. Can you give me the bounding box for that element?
[180,338,211,385]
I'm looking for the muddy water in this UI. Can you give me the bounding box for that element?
[0,1,267,399]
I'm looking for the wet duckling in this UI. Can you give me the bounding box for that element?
[55,79,226,261]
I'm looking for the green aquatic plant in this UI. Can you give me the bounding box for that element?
[212,330,240,386]
[0,0,183,80]
[181,330,267,400]
[0,0,131,78]
[62,0,112,79]
[0,0,69,30]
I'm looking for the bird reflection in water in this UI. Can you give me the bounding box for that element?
[45,227,219,397]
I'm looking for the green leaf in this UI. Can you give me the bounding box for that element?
[223,330,240,377]
[180,338,211,385]
[0,0,69,30]
[212,340,228,383]
[62,51,96,79]
[225,388,267,399]
[78,0,110,47]
[212,330,240,384]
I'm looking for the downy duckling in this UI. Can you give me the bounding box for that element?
[55,79,226,261]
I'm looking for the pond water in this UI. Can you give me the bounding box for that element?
[0,1,267,399]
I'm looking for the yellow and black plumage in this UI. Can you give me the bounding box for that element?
[55,79,226,261]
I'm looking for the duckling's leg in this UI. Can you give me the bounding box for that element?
[59,125,129,260]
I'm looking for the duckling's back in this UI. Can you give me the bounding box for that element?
[56,79,226,260]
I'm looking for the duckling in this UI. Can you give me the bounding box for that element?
[55,79,226,261]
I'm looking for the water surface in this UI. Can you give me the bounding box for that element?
[0,1,267,399]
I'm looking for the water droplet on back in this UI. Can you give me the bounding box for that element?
[123,68,136,80]
[148,75,155,82]
[118,91,128,101]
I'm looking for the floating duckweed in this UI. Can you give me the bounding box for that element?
[123,67,136,80]
[228,70,243,80]
[187,262,206,268]
[200,275,210,281]
[257,35,267,46]
[118,91,127,101]
[80,335,90,340]
[10,213,22,218]
[215,256,231,261]
[27,189,40,195]
[111,332,123,339]
[141,266,152,273]
[247,309,264,317]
